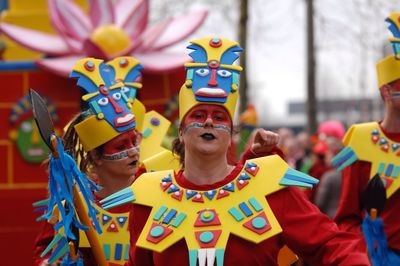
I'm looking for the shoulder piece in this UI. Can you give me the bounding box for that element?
[100,156,317,265]
[139,111,171,162]
[332,122,400,198]
[141,150,180,173]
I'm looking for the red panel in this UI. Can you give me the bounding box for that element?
[12,147,48,183]
[0,145,7,183]
[0,72,24,102]
[0,188,48,266]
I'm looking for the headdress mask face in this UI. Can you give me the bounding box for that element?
[71,57,146,151]
[376,13,400,89]
[180,37,243,122]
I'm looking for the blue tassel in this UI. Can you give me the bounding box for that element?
[362,213,400,266]
[43,135,102,246]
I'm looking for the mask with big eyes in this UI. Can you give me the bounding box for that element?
[188,64,239,104]
[102,130,142,160]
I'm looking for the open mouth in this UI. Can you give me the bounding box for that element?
[195,88,227,98]
[114,113,135,127]
[201,133,216,141]
[128,160,138,167]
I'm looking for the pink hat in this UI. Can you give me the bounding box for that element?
[318,120,345,140]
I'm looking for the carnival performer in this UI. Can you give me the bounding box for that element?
[100,37,370,266]
[33,55,281,265]
[333,12,400,266]
[33,56,152,265]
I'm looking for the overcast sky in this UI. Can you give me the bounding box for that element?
[151,0,399,127]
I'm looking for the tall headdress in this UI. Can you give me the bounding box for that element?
[70,56,146,151]
[376,12,400,88]
[179,37,243,122]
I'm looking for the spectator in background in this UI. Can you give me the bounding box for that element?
[314,137,344,218]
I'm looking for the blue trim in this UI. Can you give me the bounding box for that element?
[0,61,37,71]
[0,1,9,12]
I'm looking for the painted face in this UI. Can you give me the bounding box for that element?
[102,129,142,160]
[389,79,400,98]
[13,118,50,163]
[182,104,232,134]
[187,63,240,104]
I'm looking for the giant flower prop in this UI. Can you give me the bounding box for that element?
[0,0,207,76]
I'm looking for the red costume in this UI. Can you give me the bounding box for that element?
[129,163,369,266]
[334,127,400,253]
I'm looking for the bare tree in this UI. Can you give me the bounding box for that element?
[238,0,248,113]
[306,0,317,134]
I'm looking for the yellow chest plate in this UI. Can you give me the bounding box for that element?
[79,204,129,265]
[132,156,292,253]
[335,122,400,198]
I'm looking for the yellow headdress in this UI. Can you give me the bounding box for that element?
[376,12,400,87]
[179,37,243,122]
[70,57,146,151]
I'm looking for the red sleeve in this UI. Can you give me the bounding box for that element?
[238,145,284,164]
[33,221,55,265]
[334,161,371,250]
[128,204,154,266]
[269,187,370,265]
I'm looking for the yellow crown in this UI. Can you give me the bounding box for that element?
[376,55,400,88]
[75,99,145,152]
[179,37,243,122]
[376,12,400,87]
[70,56,145,151]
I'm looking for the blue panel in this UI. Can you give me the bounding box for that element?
[385,164,394,177]
[0,61,36,71]
[162,209,177,224]
[204,190,217,200]
[114,243,122,260]
[238,202,253,217]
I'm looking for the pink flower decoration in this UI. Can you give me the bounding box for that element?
[0,0,207,76]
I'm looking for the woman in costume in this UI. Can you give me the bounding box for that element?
[101,37,370,266]
[34,54,281,265]
[33,56,151,265]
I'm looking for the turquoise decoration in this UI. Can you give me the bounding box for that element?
[171,213,187,228]
[279,168,319,188]
[104,244,111,260]
[100,186,135,210]
[248,197,263,212]
[199,231,214,243]
[331,146,359,172]
[252,217,267,229]
[228,207,245,221]
[153,205,168,221]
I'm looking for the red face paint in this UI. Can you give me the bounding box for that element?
[183,104,231,129]
[103,130,141,155]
